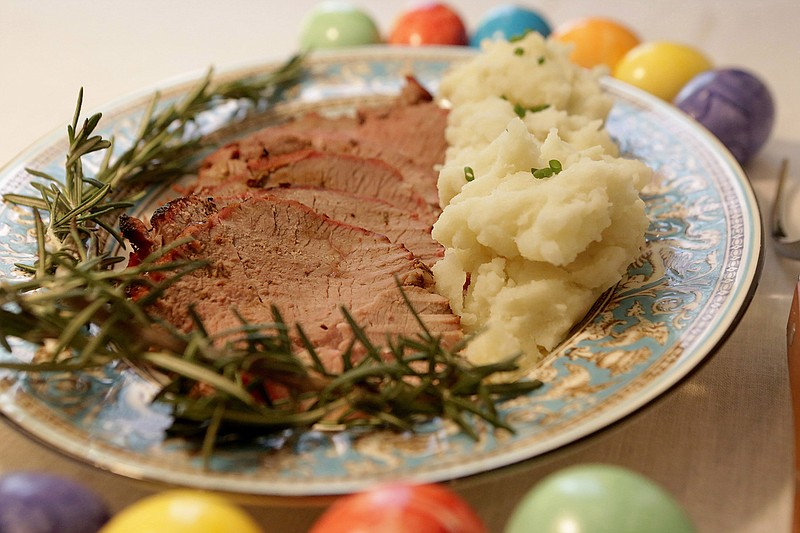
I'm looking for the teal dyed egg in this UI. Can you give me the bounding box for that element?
[471,4,551,46]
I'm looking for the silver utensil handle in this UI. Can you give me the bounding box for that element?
[772,160,800,259]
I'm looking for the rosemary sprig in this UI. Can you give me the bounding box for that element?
[0,53,541,463]
[0,258,541,453]
[4,53,304,267]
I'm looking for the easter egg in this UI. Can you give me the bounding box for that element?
[99,490,262,533]
[299,1,380,49]
[471,4,551,46]
[552,17,640,70]
[674,68,775,164]
[389,2,468,46]
[0,471,111,533]
[614,41,712,100]
[505,464,696,533]
[309,483,487,533]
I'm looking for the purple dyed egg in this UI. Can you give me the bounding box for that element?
[0,472,111,533]
[674,68,775,164]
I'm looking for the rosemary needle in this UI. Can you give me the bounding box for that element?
[0,53,542,463]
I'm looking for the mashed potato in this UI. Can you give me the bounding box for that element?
[432,33,652,372]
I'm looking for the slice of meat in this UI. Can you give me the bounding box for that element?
[194,114,359,186]
[123,185,442,271]
[143,196,461,369]
[196,149,438,224]
[261,185,443,268]
[197,119,446,208]
[194,78,448,209]
[351,100,448,188]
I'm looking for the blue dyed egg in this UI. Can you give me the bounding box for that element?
[471,4,551,46]
[674,68,775,164]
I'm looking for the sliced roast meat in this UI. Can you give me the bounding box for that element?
[195,149,438,224]
[350,100,448,187]
[194,114,358,186]
[123,186,442,272]
[123,186,442,267]
[142,195,461,369]
[260,185,443,268]
[195,78,448,209]
[121,78,462,371]
[197,119,446,208]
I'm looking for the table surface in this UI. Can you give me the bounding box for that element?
[1,1,799,531]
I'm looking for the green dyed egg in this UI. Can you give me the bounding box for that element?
[505,464,696,533]
[299,1,380,49]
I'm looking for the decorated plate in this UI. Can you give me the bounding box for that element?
[0,47,761,496]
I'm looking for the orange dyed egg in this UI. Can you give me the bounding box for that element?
[389,2,468,46]
[552,17,640,70]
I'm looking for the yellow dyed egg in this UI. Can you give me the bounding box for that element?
[552,17,640,70]
[99,491,263,533]
[614,41,712,100]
